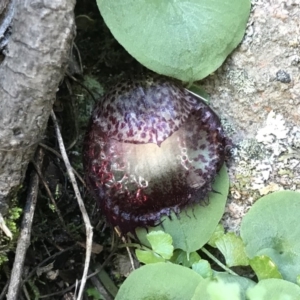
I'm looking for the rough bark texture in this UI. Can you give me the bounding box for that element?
[0,1,8,13]
[0,0,11,19]
[0,0,13,51]
[0,0,75,214]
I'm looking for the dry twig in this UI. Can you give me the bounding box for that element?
[31,159,68,231]
[114,227,136,272]
[66,71,97,103]
[51,110,93,300]
[38,142,86,186]
[23,245,76,284]
[73,42,83,74]
[0,282,9,300]
[6,147,44,300]
[39,244,119,299]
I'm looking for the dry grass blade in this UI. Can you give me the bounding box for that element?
[6,147,44,300]
[114,227,136,272]
[51,110,93,300]
[32,159,68,232]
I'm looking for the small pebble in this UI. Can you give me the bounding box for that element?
[276,70,291,83]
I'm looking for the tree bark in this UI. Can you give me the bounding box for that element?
[0,0,75,214]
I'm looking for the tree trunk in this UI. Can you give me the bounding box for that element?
[0,0,75,214]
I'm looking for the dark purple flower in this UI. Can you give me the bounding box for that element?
[83,76,227,234]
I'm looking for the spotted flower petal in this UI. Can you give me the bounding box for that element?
[83,76,227,234]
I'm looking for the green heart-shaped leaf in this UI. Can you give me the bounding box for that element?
[240,191,300,283]
[136,165,229,253]
[97,0,251,82]
[246,278,300,300]
[192,273,255,300]
[115,262,203,300]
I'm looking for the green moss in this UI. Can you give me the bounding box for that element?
[0,255,8,265]
[5,207,22,235]
[0,200,23,267]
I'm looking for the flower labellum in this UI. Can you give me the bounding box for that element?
[83,76,227,235]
